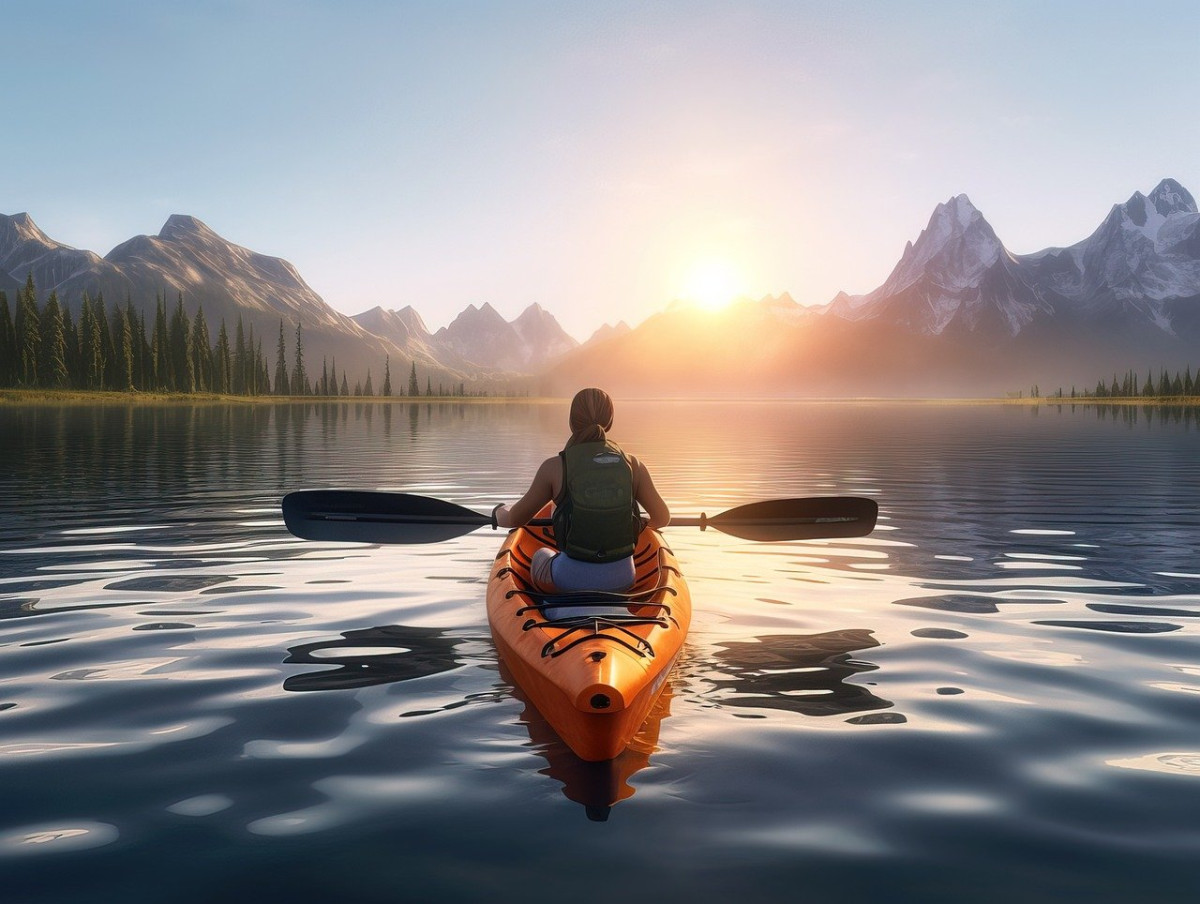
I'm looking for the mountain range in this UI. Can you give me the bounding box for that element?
[5,177,1199,396]
[0,212,583,389]
[545,178,1200,396]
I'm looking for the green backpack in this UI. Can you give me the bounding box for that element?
[553,440,642,562]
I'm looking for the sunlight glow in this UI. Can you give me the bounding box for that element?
[680,259,744,311]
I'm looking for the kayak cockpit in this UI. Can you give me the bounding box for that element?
[494,541,681,659]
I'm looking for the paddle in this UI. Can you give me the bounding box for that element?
[282,490,877,544]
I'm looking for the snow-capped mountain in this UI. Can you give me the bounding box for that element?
[547,178,1200,397]
[831,178,1200,344]
[828,194,1051,338]
[1023,178,1200,329]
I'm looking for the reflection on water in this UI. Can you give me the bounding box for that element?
[506,662,674,822]
[709,630,890,718]
[284,625,465,691]
[2,399,1200,902]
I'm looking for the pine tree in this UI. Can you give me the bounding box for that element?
[426,377,432,397]
[152,294,170,390]
[1171,371,1183,396]
[131,304,149,390]
[95,293,115,389]
[116,302,134,391]
[1185,366,1195,396]
[169,293,193,392]
[363,369,374,397]
[15,274,41,385]
[190,306,212,393]
[138,307,152,388]
[340,371,349,396]
[273,320,289,395]
[1157,369,1171,397]
[232,317,247,395]
[258,339,270,395]
[59,305,79,388]
[213,321,232,395]
[0,291,16,386]
[382,356,392,396]
[40,291,69,387]
[92,294,112,389]
[78,293,98,389]
[248,325,260,395]
[290,322,307,395]
[408,362,419,396]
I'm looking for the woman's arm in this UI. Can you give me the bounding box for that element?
[635,459,670,529]
[494,457,559,528]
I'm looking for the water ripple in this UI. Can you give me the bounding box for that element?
[1,401,1199,901]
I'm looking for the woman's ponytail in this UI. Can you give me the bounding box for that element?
[566,388,615,448]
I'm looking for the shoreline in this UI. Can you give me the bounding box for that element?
[3,389,1200,407]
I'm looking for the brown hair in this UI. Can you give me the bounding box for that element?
[566,387,615,448]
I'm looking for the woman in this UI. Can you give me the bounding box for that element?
[493,388,669,593]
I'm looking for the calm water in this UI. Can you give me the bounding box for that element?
[1,400,1199,903]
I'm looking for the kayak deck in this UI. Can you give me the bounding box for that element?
[487,506,691,761]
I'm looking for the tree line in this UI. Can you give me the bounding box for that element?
[1027,365,1199,400]
[0,274,472,397]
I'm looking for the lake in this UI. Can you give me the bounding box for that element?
[1,399,1199,903]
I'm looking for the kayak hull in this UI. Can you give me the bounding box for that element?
[487,507,691,762]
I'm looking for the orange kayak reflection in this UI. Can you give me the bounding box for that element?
[504,657,673,822]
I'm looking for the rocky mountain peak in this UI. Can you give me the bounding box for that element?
[882,193,1003,296]
[1096,179,1199,249]
[1148,178,1196,217]
[394,305,430,336]
[158,214,221,243]
[0,212,59,261]
[446,301,509,330]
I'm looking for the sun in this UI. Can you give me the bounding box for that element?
[680,258,743,312]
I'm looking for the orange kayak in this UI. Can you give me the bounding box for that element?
[487,505,692,761]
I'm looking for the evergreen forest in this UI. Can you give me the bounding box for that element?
[0,275,468,397]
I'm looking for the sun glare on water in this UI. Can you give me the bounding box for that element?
[680,259,744,312]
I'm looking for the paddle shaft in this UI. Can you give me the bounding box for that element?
[283,490,877,544]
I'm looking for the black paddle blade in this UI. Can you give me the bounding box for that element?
[687,496,878,541]
[282,490,491,544]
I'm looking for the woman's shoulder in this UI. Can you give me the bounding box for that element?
[537,454,564,483]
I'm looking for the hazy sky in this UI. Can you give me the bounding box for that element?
[3,1,1197,339]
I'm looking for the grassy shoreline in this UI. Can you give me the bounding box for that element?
[0,389,556,406]
[3,388,1200,407]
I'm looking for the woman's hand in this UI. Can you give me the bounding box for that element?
[492,503,513,529]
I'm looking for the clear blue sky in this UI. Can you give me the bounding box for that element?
[3,0,1197,339]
